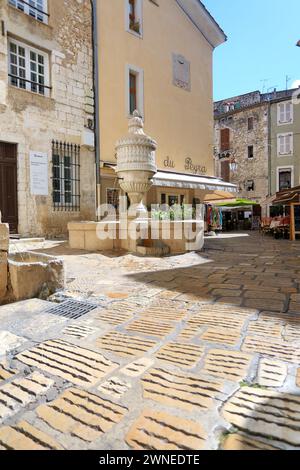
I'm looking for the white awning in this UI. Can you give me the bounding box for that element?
[153,171,237,194]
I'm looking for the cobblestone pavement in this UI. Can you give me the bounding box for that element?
[1,232,300,450]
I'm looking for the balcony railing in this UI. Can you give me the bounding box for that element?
[8,73,51,97]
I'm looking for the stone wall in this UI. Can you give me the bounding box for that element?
[0,213,9,302]
[0,0,95,237]
[214,103,269,215]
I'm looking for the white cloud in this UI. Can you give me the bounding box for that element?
[292,80,300,88]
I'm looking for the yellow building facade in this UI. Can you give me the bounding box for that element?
[96,0,235,208]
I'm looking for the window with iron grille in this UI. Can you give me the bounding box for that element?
[52,141,80,211]
[8,39,50,96]
[8,0,49,24]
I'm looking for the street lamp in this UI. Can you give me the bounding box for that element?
[229,158,238,173]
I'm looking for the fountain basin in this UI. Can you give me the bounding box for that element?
[8,251,65,301]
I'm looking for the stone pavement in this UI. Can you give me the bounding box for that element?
[0,232,300,450]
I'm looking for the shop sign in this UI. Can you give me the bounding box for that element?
[30,151,49,196]
[185,158,207,175]
[164,156,175,169]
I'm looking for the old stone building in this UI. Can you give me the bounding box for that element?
[214,93,269,215]
[214,88,300,216]
[0,0,95,236]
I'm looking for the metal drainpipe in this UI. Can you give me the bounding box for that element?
[90,0,101,220]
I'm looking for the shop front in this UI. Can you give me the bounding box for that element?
[215,199,260,232]
[272,186,300,241]
[100,164,237,213]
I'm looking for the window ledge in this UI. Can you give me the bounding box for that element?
[8,4,51,28]
[277,122,293,126]
[126,27,143,39]
[8,85,53,102]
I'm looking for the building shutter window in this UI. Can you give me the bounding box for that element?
[278,134,293,155]
[278,102,293,124]
[220,128,230,152]
[285,103,292,122]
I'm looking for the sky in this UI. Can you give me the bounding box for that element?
[202,0,300,101]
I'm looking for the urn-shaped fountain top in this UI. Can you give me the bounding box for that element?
[115,110,157,174]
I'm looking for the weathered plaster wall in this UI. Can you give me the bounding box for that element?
[98,0,215,176]
[0,0,95,237]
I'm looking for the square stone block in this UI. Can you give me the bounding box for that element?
[0,223,9,252]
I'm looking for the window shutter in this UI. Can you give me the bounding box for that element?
[278,104,285,123]
[285,135,291,154]
[285,103,292,122]
[220,128,230,152]
[278,135,285,155]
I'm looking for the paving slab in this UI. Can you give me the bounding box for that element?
[126,409,207,450]
[222,433,279,451]
[257,359,288,388]
[222,386,300,447]
[36,388,127,445]
[203,349,253,381]
[16,339,119,387]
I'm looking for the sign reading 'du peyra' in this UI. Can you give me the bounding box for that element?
[30,151,49,196]
[185,158,207,175]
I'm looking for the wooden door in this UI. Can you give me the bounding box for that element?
[220,160,230,182]
[0,142,18,233]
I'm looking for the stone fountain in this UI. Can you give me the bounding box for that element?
[115,110,157,219]
[68,112,205,255]
[0,211,65,304]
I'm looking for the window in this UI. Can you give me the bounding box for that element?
[126,0,142,36]
[248,117,254,131]
[129,72,137,115]
[168,195,179,206]
[277,102,293,125]
[126,65,144,117]
[129,0,136,25]
[52,141,80,211]
[8,0,48,24]
[278,168,293,192]
[277,133,293,156]
[220,128,230,152]
[8,39,50,96]
[248,145,254,159]
[107,189,119,209]
[245,180,255,191]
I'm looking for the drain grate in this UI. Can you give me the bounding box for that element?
[45,300,98,320]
